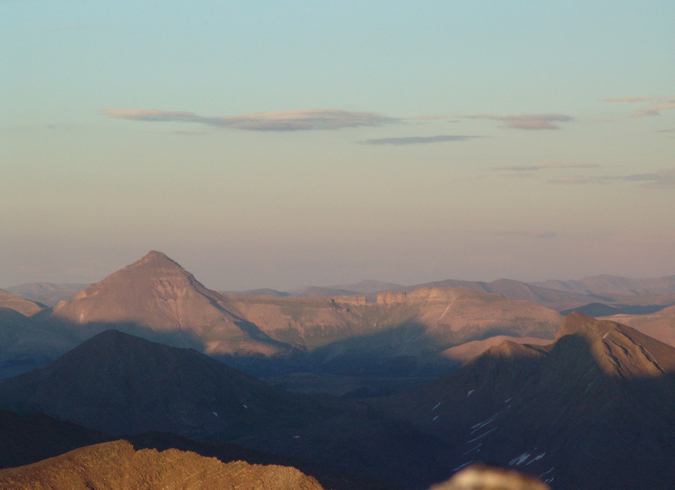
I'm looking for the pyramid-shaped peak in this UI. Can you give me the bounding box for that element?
[136,250,183,268]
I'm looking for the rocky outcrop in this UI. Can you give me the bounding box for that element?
[0,440,325,490]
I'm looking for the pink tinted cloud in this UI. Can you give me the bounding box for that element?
[601,96,675,118]
[101,108,399,131]
[464,113,573,130]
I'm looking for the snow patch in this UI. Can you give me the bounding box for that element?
[212,412,218,417]
[432,416,439,421]
[526,453,546,465]
[432,402,441,411]
[467,390,475,397]
[509,452,531,466]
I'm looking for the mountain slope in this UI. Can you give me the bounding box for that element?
[0,440,325,490]
[0,308,77,379]
[0,330,316,440]
[381,312,675,489]
[0,290,44,317]
[0,330,449,488]
[600,304,675,347]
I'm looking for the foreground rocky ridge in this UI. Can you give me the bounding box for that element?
[0,440,324,490]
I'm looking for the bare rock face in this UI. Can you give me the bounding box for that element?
[430,464,549,490]
[0,440,325,490]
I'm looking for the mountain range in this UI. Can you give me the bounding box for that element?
[2,312,675,488]
[2,251,674,382]
[0,251,564,379]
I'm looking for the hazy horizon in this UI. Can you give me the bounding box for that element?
[3,1,674,290]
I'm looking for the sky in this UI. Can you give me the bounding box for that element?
[2,1,675,291]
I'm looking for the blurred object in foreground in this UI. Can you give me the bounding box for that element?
[429,464,551,490]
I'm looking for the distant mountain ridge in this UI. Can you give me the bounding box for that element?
[532,273,675,297]
[4,283,89,307]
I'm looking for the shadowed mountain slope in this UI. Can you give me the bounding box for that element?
[0,330,317,440]
[50,251,287,356]
[380,312,675,489]
[0,330,449,488]
[0,440,325,490]
[0,308,77,380]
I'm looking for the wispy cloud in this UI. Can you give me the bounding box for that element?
[101,108,399,131]
[488,161,599,172]
[547,169,675,189]
[358,135,480,145]
[547,176,611,185]
[601,96,675,118]
[464,113,573,130]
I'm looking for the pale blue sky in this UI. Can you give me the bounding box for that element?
[2,1,674,289]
